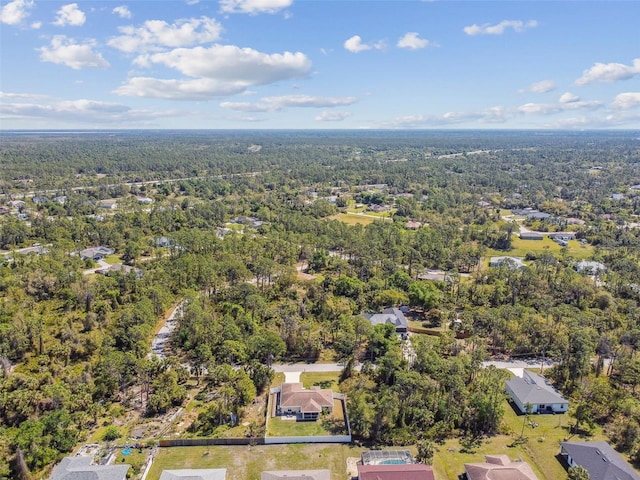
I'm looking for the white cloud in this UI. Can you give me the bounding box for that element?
[558,92,579,104]
[221,94,357,112]
[219,0,293,14]
[113,77,250,99]
[0,97,176,126]
[517,99,602,115]
[39,36,109,70]
[611,92,640,110]
[344,35,371,53]
[463,19,538,36]
[112,5,132,19]
[115,45,310,99]
[519,80,555,94]
[397,32,433,50]
[30,20,41,29]
[108,17,223,53]
[53,3,86,27]
[575,58,640,86]
[315,111,351,122]
[137,45,310,82]
[0,0,34,25]
[0,91,49,100]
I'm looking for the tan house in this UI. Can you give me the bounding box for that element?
[277,382,334,420]
[464,455,539,480]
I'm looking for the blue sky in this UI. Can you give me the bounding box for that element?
[1,0,639,129]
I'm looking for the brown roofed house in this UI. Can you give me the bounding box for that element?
[464,455,539,480]
[358,464,435,480]
[278,382,334,421]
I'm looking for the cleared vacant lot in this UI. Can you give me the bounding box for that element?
[146,444,367,480]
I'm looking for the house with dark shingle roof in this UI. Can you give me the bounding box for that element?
[464,455,539,480]
[358,464,435,480]
[262,470,330,480]
[560,441,640,480]
[50,456,130,480]
[277,382,335,421]
[363,307,408,334]
[506,370,568,414]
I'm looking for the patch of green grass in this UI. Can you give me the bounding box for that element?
[329,213,375,226]
[299,371,341,391]
[267,415,342,437]
[146,444,368,480]
[114,447,149,477]
[485,237,593,261]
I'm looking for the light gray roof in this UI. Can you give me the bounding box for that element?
[159,469,227,480]
[364,307,408,330]
[261,470,330,480]
[50,457,129,480]
[506,371,567,405]
[561,442,640,480]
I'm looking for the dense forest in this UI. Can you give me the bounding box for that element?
[1,130,639,479]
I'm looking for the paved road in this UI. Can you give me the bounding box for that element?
[272,358,557,379]
[150,301,185,360]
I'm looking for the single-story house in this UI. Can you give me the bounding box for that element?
[611,193,625,200]
[79,246,114,261]
[277,382,334,420]
[160,469,227,480]
[506,370,568,414]
[109,264,143,279]
[488,256,526,269]
[137,197,153,205]
[50,456,130,480]
[405,221,423,230]
[7,200,26,209]
[154,236,172,247]
[560,441,640,480]
[97,199,118,209]
[464,455,539,480]
[519,232,544,240]
[575,260,606,275]
[364,307,408,334]
[549,232,577,241]
[53,196,67,205]
[527,211,552,220]
[358,464,435,480]
[262,470,330,480]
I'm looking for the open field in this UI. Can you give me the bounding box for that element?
[485,237,594,260]
[329,213,376,226]
[146,444,367,480]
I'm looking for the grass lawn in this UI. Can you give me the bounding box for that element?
[485,237,593,260]
[329,213,376,226]
[299,371,341,391]
[147,444,368,480]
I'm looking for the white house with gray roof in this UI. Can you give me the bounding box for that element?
[505,370,568,414]
[363,307,408,333]
[561,441,640,480]
[50,456,129,480]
